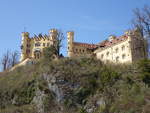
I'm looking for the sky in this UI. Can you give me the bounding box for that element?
[0,0,150,63]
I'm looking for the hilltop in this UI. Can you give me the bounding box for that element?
[0,58,150,113]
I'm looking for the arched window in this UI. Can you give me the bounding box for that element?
[101,54,104,59]
[43,43,45,47]
[76,49,78,52]
[35,42,41,47]
[106,52,109,57]
[122,54,126,59]
[116,56,119,62]
[47,43,50,47]
[122,45,125,51]
[79,49,81,52]
[34,50,41,59]
[115,48,119,53]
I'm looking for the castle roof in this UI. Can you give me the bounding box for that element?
[73,35,128,50]
[97,35,128,48]
[73,42,98,49]
[72,35,128,50]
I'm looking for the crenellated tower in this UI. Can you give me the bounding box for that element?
[67,31,74,57]
[20,32,30,61]
[49,29,58,40]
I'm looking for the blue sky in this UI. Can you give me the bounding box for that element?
[0,0,150,60]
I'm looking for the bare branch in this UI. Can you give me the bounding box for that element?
[10,51,19,67]
[1,50,11,71]
[132,5,150,57]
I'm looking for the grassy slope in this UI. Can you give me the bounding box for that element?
[0,58,150,113]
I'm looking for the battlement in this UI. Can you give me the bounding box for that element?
[30,34,50,41]
[22,32,29,37]
[50,29,58,33]
[67,31,74,37]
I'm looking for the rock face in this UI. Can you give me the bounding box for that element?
[32,89,46,113]
[43,73,64,103]
[30,73,80,113]
[43,73,78,103]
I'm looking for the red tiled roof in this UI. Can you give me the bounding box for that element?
[73,42,98,49]
[98,35,128,48]
[72,35,128,49]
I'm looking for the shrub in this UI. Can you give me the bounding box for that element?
[138,59,150,86]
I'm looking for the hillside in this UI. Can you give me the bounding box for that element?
[0,58,150,113]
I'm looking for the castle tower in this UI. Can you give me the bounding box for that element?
[49,29,58,40]
[20,32,30,61]
[67,31,74,57]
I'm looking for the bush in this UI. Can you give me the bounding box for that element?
[138,59,150,86]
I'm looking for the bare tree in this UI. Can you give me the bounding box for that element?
[10,51,19,67]
[132,5,150,57]
[0,50,19,71]
[52,30,65,57]
[1,50,11,71]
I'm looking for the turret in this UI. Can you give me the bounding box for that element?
[67,31,74,57]
[20,32,29,61]
[49,29,58,40]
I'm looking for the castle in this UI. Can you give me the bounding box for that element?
[20,29,58,61]
[20,28,147,64]
[67,28,147,63]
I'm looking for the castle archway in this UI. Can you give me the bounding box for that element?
[34,50,42,59]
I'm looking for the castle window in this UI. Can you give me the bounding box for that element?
[122,45,125,51]
[115,48,119,53]
[35,42,41,47]
[34,50,41,59]
[101,54,104,59]
[27,44,31,47]
[83,50,85,53]
[76,49,78,52]
[37,53,40,59]
[26,49,30,53]
[106,52,109,57]
[47,43,50,47]
[80,49,81,52]
[122,54,126,59]
[116,56,119,62]
[43,43,45,47]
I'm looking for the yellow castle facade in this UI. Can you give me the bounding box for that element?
[20,28,147,64]
[20,29,58,61]
[67,28,147,63]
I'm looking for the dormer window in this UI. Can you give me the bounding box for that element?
[108,35,116,41]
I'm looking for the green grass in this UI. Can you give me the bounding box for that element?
[0,58,150,113]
